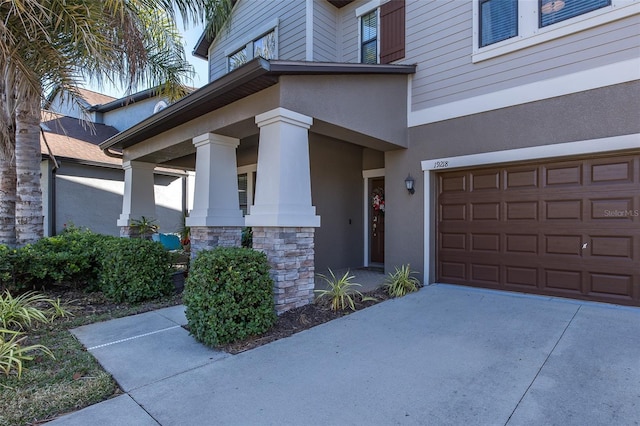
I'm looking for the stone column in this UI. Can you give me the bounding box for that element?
[186,133,244,255]
[117,161,156,237]
[246,108,320,314]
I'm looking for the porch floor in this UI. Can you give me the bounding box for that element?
[314,267,386,294]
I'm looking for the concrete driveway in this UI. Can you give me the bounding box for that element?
[51,284,640,425]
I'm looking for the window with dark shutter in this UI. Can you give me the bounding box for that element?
[380,0,405,64]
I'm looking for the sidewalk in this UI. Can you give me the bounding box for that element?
[49,284,640,425]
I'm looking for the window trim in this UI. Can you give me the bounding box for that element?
[360,9,379,64]
[356,0,389,64]
[237,164,257,215]
[472,0,640,63]
[225,19,279,72]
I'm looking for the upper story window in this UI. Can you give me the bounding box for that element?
[226,23,278,72]
[540,0,611,27]
[361,10,378,64]
[357,0,406,65]
[479,0,518,47]
[473,0,638,62]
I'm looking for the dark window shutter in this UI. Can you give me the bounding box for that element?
[380,0,405,64]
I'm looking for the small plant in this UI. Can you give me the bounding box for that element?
[129,216,159,238]
[0,291,70,330]
[384,264,422,298]
[241,227,253,248]
[184,247,276,346]
[0,329,54,378]
[315,269,374,311]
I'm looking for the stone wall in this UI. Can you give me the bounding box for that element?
[252,227,315,314]
[190,226,242,257]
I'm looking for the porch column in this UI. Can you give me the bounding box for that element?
[117,161,156,237]
[246,108,320,314]
[186,133,244,255]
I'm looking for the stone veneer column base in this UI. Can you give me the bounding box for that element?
[120,226,143,238]
[252,227,315,314]
[190,226,242,258]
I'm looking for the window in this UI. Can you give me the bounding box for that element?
[238,173,248,215]
[253,31,276,60]
[479,0,518,47]
[226,25,277,72]
[357,0,406,65]
[473,0,636,62]
[228,47,248,72]
[237,165,257,216]
[361,10,378,64]
[540,0,610,27]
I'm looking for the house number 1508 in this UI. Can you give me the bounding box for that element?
[434,161,449,168]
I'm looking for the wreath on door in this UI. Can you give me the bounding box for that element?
[371,187,385,214]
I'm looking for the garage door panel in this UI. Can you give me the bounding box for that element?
[440,174,467,193]
[505,234,539,254]
[543,269,583,292]
[545,200,582,220]
[471,202,500,220]
[471,233,500,251]
[590,158,634,184]
[505,168,538,189]
[588,273,633,298]
[437,153,640,306]
[471,171,500,191]
[544,163,583,187]
[470,264,500,285]
[589,236,633,258]
[505,266,538,288]
[506,201,538,220]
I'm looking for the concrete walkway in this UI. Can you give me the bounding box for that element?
[49,285,640,425]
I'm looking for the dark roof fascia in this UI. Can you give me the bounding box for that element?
[193,31,210,60]
[89,87,160,113]
[100,59,416,151]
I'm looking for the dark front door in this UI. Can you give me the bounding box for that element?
[370,177,385,264]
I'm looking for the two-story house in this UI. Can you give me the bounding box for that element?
[100,0,640,311]
[42,88,190,236]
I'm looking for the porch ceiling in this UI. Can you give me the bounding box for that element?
[101,59,416,165]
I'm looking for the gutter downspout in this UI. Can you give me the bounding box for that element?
[103,147,123,159]
[41,129,59,235]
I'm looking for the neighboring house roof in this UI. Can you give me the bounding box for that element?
[101,59,416,151]
[77,88,117,108]
[40,111,121,166]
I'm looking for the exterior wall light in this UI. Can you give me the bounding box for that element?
[405,174,415,195]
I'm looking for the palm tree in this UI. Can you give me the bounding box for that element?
[0,0,233,247]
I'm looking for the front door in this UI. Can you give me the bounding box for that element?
[370,177,385,264]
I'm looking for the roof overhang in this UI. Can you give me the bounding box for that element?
[100,59,416,152]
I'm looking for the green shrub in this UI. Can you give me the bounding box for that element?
[0,229,112,292]
[98,238,173,303]
[184,247,276,347]
[384,264,422,298]
[241,227,253,248]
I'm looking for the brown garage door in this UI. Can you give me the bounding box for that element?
[437,154,640,306]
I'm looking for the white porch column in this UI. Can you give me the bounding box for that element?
[247,108,320,314]
[117,161,156,236]
[186,133,244,254]
[245,107,320,227]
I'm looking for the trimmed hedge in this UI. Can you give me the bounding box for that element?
[184,247,276,347]
[0,228,108,292]
[0,229,174,304]
[98,238,174,303]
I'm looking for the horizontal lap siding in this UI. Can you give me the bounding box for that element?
[208,0,307,81]
[314,0,338,61]
[337,1,360,62]
[406,0,640,112]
